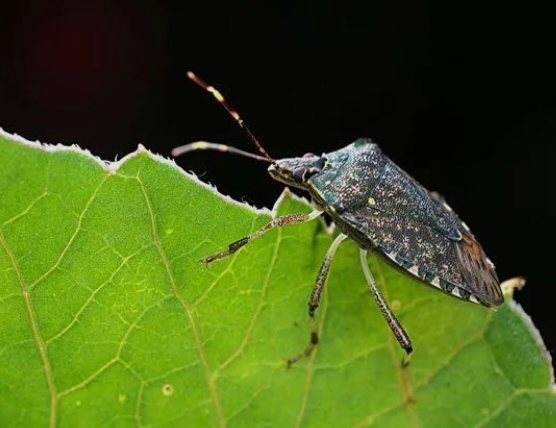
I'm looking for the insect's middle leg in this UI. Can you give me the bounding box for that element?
[202,210,322,264]
[286,233,347,367]
[360,249,413,366]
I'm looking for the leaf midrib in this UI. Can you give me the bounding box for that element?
[0,230,58,428]
[137,173,226,428]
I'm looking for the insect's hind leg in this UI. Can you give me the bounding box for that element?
[286,233,347,367]
[359,249,413,365]
[201,210,322,264]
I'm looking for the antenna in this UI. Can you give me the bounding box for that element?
[172,141,270,162]
[185,71,277,166]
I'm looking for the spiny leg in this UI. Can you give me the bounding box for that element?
[359,249,413,367]
[286,233,348,367]
[202,211,322,264]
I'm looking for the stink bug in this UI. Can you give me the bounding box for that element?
[173,72,504,366]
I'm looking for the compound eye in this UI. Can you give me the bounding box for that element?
[303,152,316,158]
[292,167,307,182]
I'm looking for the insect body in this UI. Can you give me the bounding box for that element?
[270,142,503,309]
[174,72,503,366]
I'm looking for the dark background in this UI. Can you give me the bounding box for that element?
[1,2,553,353]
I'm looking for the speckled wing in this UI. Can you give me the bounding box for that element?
[339,206,502,307]
[429,192,503,307]
[336,165,503,307]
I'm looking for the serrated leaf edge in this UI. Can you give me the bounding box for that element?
[0,127,292,218]
[508,300,556,393]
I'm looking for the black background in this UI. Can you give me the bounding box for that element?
[1,2,553,353]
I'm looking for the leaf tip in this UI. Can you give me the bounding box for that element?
[271,186,315,217]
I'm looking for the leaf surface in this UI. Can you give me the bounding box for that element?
[0,130,554,428]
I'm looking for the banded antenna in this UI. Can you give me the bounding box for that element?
[172,72,277,167]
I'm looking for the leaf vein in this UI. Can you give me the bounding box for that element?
[471,388,550,428]
[216,218,283,375]
[45,243,154,344]
[29,175,108,290]
[58,300,157,398]
[0,229,58,428]
[1,191,48,227]
[373,260,420,428]
[136,174,226,428]
[294,254,331,428]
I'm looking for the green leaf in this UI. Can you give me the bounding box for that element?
[0,129,554,428]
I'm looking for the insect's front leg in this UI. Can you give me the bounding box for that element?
[201,210,322,264]
[286,233,347,367]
